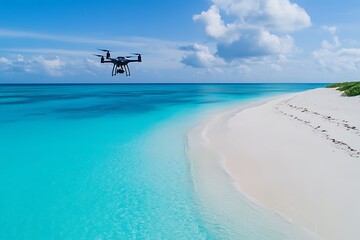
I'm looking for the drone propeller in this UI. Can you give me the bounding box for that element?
[98,48,112,52]
[130,53,141,56]
[93,54,104,58]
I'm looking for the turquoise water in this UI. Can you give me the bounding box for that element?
[0,84,325,239]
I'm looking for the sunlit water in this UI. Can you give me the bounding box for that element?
[0,84,325,239]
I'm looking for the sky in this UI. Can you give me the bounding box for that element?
[1,0,360,83]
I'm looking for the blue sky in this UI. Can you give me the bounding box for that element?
[1,0,360,83]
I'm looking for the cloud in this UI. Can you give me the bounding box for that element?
[193,6,239,43]
[0,55,77,77]
[0,48,95,57]
[187,0,311,66]
[0,56,12,64]
[180,43,225,68]
[33,56,66,76]
[320,26,340,50]
[0,28,194,72]
[270,63,282,71]
[0,29,143,48]
[0,29,196,80]
[216,28,294,60]
[0,42,186,79]
[322,26,337,35]
[201,0,311,33]
[313,27,360,72]
[0,57,13,71]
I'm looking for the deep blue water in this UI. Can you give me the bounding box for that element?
[0,84,326,239]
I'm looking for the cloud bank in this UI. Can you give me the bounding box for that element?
[0,30,191,81]
[182,0,311,68]
[313,26,360,72]
[0,55,98,77]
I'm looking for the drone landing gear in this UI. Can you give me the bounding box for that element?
[112,64,131,76]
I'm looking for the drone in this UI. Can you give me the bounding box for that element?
[93,49,142,76]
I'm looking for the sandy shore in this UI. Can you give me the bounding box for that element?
[187,88,360,239]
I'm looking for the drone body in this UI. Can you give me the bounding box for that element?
[94,49,142,76]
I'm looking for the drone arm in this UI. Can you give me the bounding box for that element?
[126,59,140,63]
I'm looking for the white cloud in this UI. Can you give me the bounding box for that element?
[320,37,340,50]
[0,29,143,48]
[0,57,11,64]
[215,28,295,60]
[313,28,360,72]
[270,63,283,71]
[188,0,311,68]
[0,57,12,65]
[322,26,337,35]
[33,56,66,76]
[320,26,340,50]
[86,58,102,68]
[313,47,360,72]
[0,55,73,77]
[0,40,187,78]
[0,48,95,56]
[0,30,196,79]
[17,55,24,62]
[193,6,239,43]
[193,6,224,38]
[180,43,225,68]
[211,0,311,32]
[0,57,13,71]
[238,64,251,73]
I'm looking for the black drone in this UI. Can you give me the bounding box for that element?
[94,49,142,76]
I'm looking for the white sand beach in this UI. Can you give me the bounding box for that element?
[187,88,360,239]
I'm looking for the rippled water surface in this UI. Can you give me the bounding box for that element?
[0,84,325,239]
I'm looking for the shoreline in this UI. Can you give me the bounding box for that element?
[187,88,360,239]
[186,93,318,239]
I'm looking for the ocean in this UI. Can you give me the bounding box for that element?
[0,84,325,239]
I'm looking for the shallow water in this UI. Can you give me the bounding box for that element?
[0,84,325,239]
